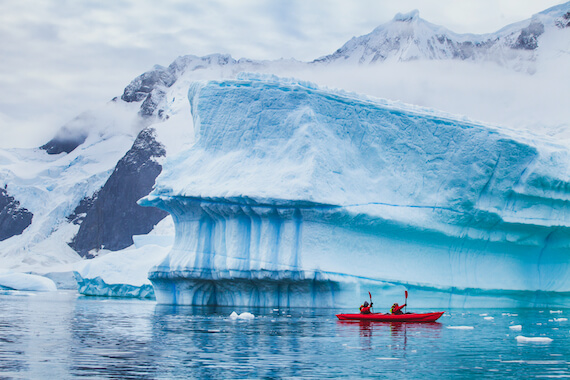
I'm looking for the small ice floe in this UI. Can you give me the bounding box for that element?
[229,311,255,320]
[550,310,563,314]
[446,326,474,330]
[479,313,488,316]
[484,316,494,320]
[0,272,57,292]
[509,325,522,331]
[515,336,553,343]
[554,318,568,322]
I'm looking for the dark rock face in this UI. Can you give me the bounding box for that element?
[40,127,89,155]
[513,21,545,50]
[0,188,33,241]
[121,67,176,120]
[556,12,570,28]
[68,128,168,257]
[67,191,99,225]
[120,54,238,119]
[121,68,176,103]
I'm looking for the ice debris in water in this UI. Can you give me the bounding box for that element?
[509,325,522,331]
[515,336,553,343]
[550,310,563,314]
[484,316,494,320]
[230,312,255,320]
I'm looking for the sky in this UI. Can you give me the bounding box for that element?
[0,0,565,148]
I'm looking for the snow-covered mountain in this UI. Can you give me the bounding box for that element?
[0,3,569,306]
[314,4,570,73]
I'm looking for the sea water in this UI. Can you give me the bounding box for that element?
[0,291,569,379]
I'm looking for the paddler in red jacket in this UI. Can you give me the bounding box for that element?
[359,301,373,314]
[390,303,406,315]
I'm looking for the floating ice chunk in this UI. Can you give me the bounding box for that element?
[484,316,494,320]
[447,326,474,330]
[509,325,522,331]
[550,310,563,314]
[515,336,553,343]
[0,272,57,292]
[554,318,567,322]
[479,313,489,316]
[73,244,169,298]
[230,311,255,320]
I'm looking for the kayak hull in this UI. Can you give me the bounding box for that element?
[336,311,444,322]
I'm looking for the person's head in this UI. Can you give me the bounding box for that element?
[363,301,369,307]
[393,303,398,307]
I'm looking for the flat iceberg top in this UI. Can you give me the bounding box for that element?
[146,74,570,228]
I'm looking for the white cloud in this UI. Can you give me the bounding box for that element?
[0,0,565,148]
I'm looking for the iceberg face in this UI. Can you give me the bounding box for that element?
[141,74,570,307]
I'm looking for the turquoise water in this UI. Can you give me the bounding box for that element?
[0,291,569,379]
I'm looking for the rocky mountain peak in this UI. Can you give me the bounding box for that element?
[393,9,420,23]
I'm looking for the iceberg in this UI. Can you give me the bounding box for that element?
[140,73,570,308]
[0,270,57,292]
[73,243,170,299]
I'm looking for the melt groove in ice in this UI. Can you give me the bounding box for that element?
[140,74,570,307]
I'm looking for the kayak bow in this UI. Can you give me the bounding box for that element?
[336,311,444,322]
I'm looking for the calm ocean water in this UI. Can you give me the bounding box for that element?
[0,291,569,379]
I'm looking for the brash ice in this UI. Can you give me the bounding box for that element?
[140,73,570,308]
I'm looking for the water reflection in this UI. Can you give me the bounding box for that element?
[1,293,569,379]
[336,320,442,352]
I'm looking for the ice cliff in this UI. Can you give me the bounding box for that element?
[140,74,570,308]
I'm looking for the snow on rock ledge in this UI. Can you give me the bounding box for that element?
[140,73,570,307]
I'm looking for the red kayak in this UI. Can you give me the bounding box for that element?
[336,311,444,322]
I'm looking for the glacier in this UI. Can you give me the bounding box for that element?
[140,73,570,308]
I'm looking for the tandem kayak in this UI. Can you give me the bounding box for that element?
[336,311,444,322]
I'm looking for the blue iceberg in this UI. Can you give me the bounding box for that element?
[140,73,570,308]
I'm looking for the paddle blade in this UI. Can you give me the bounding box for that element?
[405,290,408,299]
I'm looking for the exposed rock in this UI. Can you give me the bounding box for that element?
[0,188,33,241]
[68,128,168,257]
[556,11,570,28]
[512,21,545,50]
[40,125,89,155]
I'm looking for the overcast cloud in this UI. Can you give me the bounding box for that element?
[0,0,564,148]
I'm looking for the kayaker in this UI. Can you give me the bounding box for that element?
[359,301,373,314]
[390,303,406,315]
